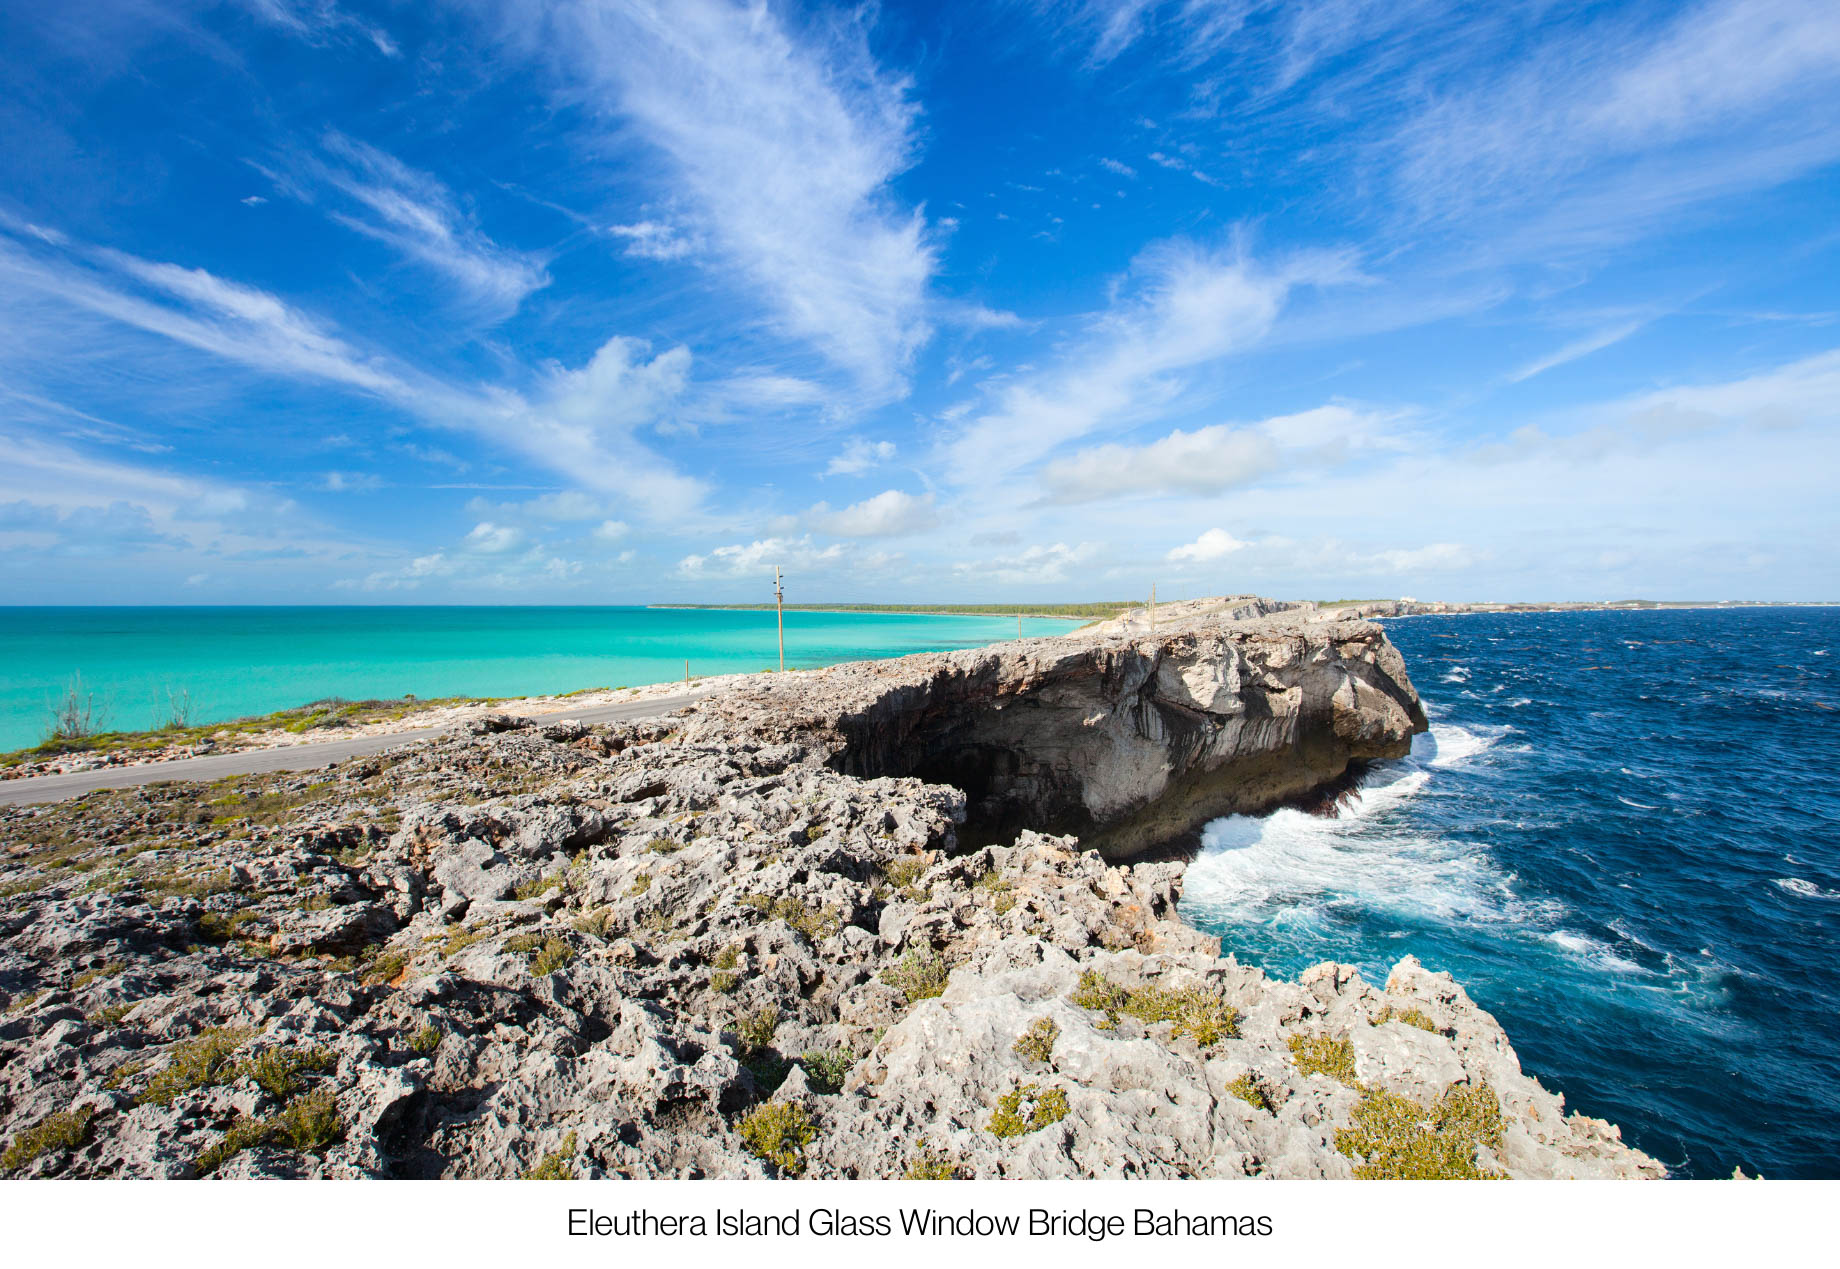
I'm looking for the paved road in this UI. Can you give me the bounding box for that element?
[0,689,718,808]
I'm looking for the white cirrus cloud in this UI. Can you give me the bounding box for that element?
[607,219,698,261]
[311,132,550,318]
[942,238,1360,489]
[953,540,1103,586]
[520,0,935,398]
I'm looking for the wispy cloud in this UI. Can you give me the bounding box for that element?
[942,237,1359,488]
[823,437,896,477]
[0,225,700,520]
[238,0,400,58]
[307,133,550,318]
[607,219,698,262]
[1509,321,1646,383]
[520,0,936,398]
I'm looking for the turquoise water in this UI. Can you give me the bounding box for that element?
[1181,608,1840,1178]
[0,606,1071,752]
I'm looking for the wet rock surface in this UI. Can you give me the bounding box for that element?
[0,613,1661,1179]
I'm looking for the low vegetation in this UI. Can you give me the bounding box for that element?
[1226,1074,1272,1113]
[881,950,949,1005]
[904,1139,962,1179]
[736,1102,816,1175]
[1288,1033,1359,1084]
[1012,1017,1060,1064]
[988,1082,1070,1139]
[522,1132,579,1180]
[1374,1005,1440,1033]
[137,1027,256,1106]
[2,1108,94,1174]
[799,1048,854,1095]
[1070,969,1239,1046]
[1335,1081,1506,1180]
[194,1089,343,1175]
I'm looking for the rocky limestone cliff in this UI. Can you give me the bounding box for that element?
[0,613,1660,1180]
[686,609,1427,858]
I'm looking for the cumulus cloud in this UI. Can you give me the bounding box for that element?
[809,489,939,538]
[953,540,1102,586]
[677,534,844,578]
[824,437,896,476]
[1167,528,1248,563]
[1040,423,1279,502]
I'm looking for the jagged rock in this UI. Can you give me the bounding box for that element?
[0,607,1661,1180]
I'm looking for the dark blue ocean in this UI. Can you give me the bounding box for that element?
[1180,608,1840,1179]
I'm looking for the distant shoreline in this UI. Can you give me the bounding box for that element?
[649,604,1101,620]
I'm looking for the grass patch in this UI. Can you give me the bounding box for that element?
[239,1046,336,1098]
[522,1131,579,1180]
[988,1082,1070,1139]
[70,960,126,991]
[743,894,841,943]
[882,856,930,901]
[880,950,949,1005]
[530,938,576,976]
[1069,969,1238,1046]
[1335,1082,1506,1180]
[1288,1033,1359,1084]
[799,1048,854,1095]
[736,1102,816,1176]
[903,1139,961,1179]
[409,1024,443,1055]
[709,945,742,993]
[1227,1074,1272,1113]
[973,869,1016,913]
[1012,1017,1060,1063]
[1374,1006,1440,1033]
[138,1026,255,1106]
[194,1088,344,1175]
[734,1005,781,1053]
[2,1107,94,1174]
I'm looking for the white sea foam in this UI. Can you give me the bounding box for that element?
[1775,877,1839,900]
[1618,796,1659,810]
[1545,930,1643,974]
[1182,724,1533,933]
[1441,665,1471,683]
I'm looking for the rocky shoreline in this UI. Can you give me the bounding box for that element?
[0,607,1662,1179]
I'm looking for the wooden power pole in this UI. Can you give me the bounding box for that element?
[774,565,786,672]
[1149,583,1157,635]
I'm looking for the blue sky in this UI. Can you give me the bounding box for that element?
[1,0,1837,604]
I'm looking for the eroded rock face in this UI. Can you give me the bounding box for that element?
[0,616,1657,1181]
[684,610,1428,858]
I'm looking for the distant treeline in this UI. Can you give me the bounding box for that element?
[660,602,1135,619]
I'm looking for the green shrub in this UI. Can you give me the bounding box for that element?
[709,944,742,993]
[883,856,930,900]
[239,1046,335,1098]
[409,1024,443,1055]
[1227,1074,1272,1113]
[737,1102,816,1176]
[138,1026,255,1106]
[1374,1006,1440,1033]
[881,950,949,1005]
[1288,1033,1359,1084]
[626,872,653,896]
[193,1089,343,1175]
[735,1005,781,1053]
[522,1131,579,1180]
[988,1082,1070,1139]
[1012,1017,1060,1064]
[1335,1082,1506,1180]
[644,838,682,855]
[514,875,564,901]
[974,870,1017,914]
[904,1139,961,1179]
[1069,969,1238,1046]
[2,1107,94,1174]
[799,1048,854,1095]
[531,938,576,976]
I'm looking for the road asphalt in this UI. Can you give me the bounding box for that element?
[0,689,717,807]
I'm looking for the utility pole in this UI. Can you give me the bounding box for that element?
[774,565,786,672]
[1017,613,1023,640]
[1149,583,1156,636]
